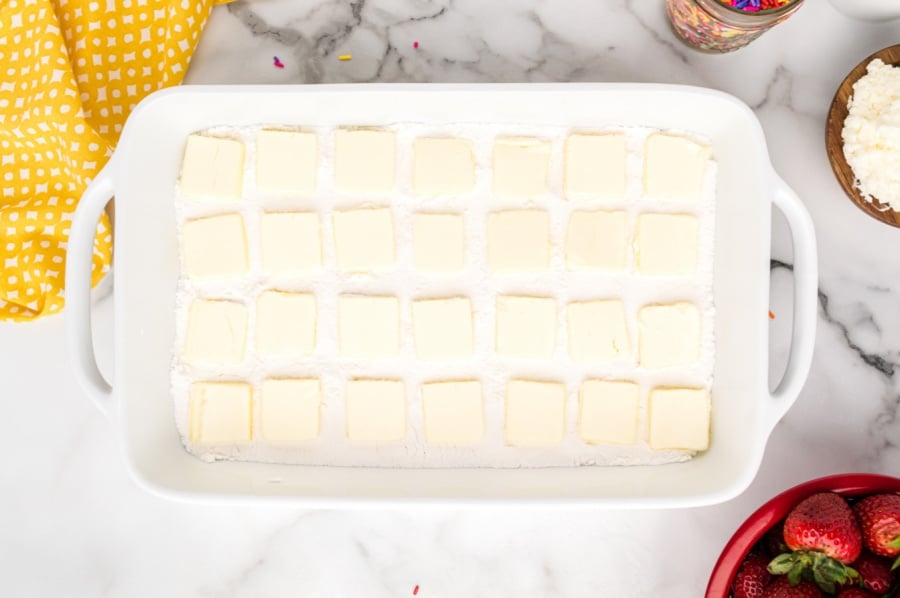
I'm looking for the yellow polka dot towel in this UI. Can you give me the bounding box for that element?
[0,0,231,321]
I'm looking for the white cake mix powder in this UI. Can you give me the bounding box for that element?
[171,123,717,468]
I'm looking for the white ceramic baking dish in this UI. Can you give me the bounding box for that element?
[65,84,817,507]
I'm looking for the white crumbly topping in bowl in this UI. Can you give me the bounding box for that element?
[842,58,900,210]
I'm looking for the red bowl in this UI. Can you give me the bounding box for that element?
[706,473,900,598]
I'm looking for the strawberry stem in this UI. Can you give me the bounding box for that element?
[767,550,859,594]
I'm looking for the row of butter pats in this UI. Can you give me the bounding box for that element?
[188,378,708,450]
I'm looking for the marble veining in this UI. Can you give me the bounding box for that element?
[2,0,900,596]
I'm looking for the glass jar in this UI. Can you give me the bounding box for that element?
[665,0,804,53]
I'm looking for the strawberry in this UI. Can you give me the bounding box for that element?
[734,553,773,598]
[762,577,824,597]
[836,589,875,598]
[783,493,863,562]
[853,493,900,569]
[769,493,862,593]
[853,551,895,595]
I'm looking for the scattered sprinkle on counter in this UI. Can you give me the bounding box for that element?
[842,59,900,211]
[768,310,775,320]
[413,585,420,595]
[273,56,284,69]
[338,54,352,61]
[414,41,419,49]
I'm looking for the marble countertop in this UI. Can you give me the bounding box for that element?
[3,1,900,596]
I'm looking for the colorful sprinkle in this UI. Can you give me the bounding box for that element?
[273,56,284,69]
[768,310,775,320]
[717,0,792,11]
[413,41,419,49]
[413,585,420,596]
[338,54,352,61]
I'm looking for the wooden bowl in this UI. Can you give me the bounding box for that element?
[825,44,900,228]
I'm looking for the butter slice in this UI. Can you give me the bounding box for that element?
[412,213,465,273]
[179,135,244,200]
[256,291,316,357]
[505,379,566,447]
[493,137,551,197]
[635,213,699,276]
[649,387,710,451]
[256,130,317,195]
[189,382,252,444]
[332,207,395,273]
[413,138,476,196]
[182,213,248,280]
[184,299,248,365]
[495,295,556,359]
[345,379,406,443]
[338,295,399,358]
[334,129,396,193]
[564,134,627,199]
[260,212,322,275]
[565,210,627,272]
[639,302,701,369]
[579,380,639,445]
[412,297,473,360]
[643,133,710,201]
[566,300,630,362]
[260,378,321,444]
[487,210,550,273]
[422,380,484,446]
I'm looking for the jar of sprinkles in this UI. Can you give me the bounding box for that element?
[665,0,804,53]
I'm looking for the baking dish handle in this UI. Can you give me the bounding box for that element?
[65,161,115,418]
[766,174,818,429]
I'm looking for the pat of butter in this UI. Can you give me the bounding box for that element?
[260,378,321,444]
[189,382,253,445]
[345,379,406,443]
[412,297,474,360]
[495,295,557,359]
[505,379,566,447]
[184,299,248,365]
[643,133,710,201]
[648,387,710,451]
[565,210,627,272]
[332,207,396,273]
[566,299,631,362]
[422,380,484,446]
[179,135,245,200]
[256,291,317,357]
[333,129,396,193]
[493,137,551,197]
[413,138,476,196]
[579,380,639,445]
[256,130,317,195]
[182,213,248,280]
[412,212,465,273]
[635,213,699,276]
[564,133,627,199]
[338,294,399,358]
[260,211,322,275]
[639,302,700,369]
[487,210,550,273]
